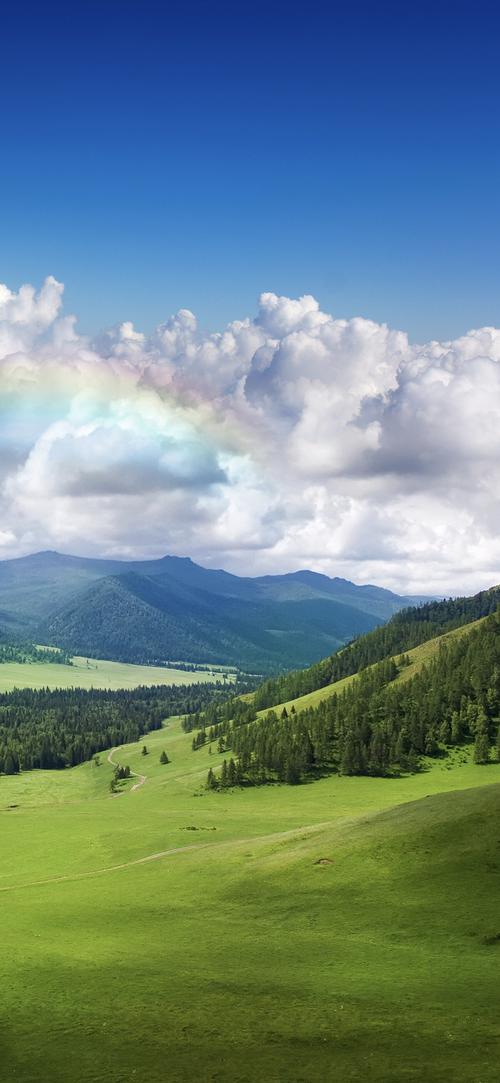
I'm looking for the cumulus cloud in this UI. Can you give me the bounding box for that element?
[0,276,498,595]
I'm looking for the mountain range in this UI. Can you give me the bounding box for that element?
[0,550,428,672]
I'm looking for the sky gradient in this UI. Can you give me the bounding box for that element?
[1,2,500,595]
[2,1,500,341]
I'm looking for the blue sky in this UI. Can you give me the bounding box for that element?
[1,3,500,591]
[2,0,500,341]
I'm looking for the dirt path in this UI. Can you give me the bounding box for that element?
[0,821,332,896]
[0,841,211,894]
[107,746,146,791]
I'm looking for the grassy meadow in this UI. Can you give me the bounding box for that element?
[1,714,500,1082]
[0,654,232,692]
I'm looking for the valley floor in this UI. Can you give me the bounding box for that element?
[1,720,499,1082]
[0,655,233,692]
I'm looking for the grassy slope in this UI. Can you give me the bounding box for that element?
[392,617,486,683]
[1,715,500,1081]
[255,616,485,718]
[0,655,232,691]
[256,670,357,716]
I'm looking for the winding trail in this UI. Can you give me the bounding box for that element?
[0,821,332,896]
[0,841,211,894]
[107,746,146,791]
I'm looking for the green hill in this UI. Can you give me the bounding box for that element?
[253,616,485,718]
[195,590,500,785]
[1,584,500,1081]
[252,583,500,708]
[1,713,499,1082]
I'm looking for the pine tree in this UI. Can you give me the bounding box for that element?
[474,728,490,764]
[285,756,301,784]
[206,767,217,790]
[368,728,389,775]
[439,717,452,744]
[466,702,479,736]
[160,750,169,764]
[424,727,438,756]
[4,751,19,775]
[340,731,364,775]
[451,710,464,744]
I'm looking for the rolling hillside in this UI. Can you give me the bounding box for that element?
[0,550,423,672]
[191,586,500,786]
[252,584,500,708]
[1,712,499,1082]
[252,617,486,719]
[1,583,499,1081]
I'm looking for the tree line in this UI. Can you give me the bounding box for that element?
[203,609,500,787]
[0,640,73,666]
[0,679,246,775]
[251,587,500,712]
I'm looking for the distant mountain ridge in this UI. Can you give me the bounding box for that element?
[0,550,429,673]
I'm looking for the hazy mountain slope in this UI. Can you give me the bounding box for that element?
[39,570,383,671]
[0,550,421,672]
[0,549,420,623]
[261,569,421,618]
[0,551,125,630]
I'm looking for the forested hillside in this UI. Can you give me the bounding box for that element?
[189,605,500,787]
[0,640,73,666]
[0,679,252,774]
[253,586,500,709]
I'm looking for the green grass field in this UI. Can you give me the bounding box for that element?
[1,712,500,1082]
[0,654,233,691]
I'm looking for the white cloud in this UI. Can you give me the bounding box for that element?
[0,276,498,595]
[0,276,64,359]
